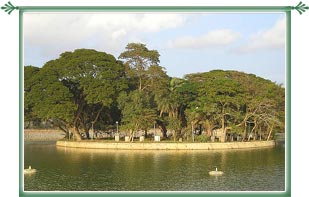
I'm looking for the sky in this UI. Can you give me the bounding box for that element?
[23,12,286,85]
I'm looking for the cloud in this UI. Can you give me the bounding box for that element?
[233,17,285,53]
[167,29,241,49]
[23,13,187,64]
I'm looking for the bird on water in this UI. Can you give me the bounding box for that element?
[24,165,37,174]
[209,167,224,175]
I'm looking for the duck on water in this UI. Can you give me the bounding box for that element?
[209,167,224,176]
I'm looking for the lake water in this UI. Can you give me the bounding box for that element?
[23,141,285,191]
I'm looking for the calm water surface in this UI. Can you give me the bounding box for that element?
[24,141,285,191]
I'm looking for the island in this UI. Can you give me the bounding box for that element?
[25,43,285,150]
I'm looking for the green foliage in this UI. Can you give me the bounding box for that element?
[194,135,209,142]
[166,116,182,141]
[184,70,285,140]
[57,49,127,106]
[25,62,77,123]
[24,49,127,140]
[118,90,157,134]
[24,45,285,142]
[24,66,41,122]
[118,43,160,70]
[119,43,161,91]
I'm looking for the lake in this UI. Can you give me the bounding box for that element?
[23,141,285,191]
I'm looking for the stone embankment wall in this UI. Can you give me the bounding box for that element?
[56,140,275,150]
[24,129,65,141]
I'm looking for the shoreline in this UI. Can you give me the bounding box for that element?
[56,140,275,150]
[24,129,65,141]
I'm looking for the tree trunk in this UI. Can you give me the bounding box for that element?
[72,127,82,141]
[242,121,247,142]
[253,120,257,140]
[79,121,90,139]
[157,120,167,138]
[248,121,257,141]
[267,124,274,141]
[139,76,142,91]
[173,130,176,142]
[221,116,226,143]
[206,128,211,137]
[71,103,84,141]
[85,105,104,140]
[58,125,68,134]
[129,130,134,142]
[85,131,90,139]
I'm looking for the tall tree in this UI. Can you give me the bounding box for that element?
[27,60,79,138]
[118,90,157,141]
[186,71,243,142]
[185,70,284,142]
[24,66,41,127]
[26,49,127,140]
[118,43,160,91]
[60,49,127,138]
[119,43,171,138]
[156,77,197,140]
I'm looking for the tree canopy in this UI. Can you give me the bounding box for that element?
[25,44,285,142]
[25,49,127,140]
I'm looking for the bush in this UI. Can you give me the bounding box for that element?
[194,135,209,142]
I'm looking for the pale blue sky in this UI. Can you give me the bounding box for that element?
[24,13,285,85]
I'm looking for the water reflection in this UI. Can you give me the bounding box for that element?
[24,143,285,191]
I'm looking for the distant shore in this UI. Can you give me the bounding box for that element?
[56,140,275,150]
[24,129,65,141]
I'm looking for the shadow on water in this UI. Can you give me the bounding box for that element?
[24,142,285,191]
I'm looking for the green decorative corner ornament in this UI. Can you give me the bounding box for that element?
[1,1,18,15]
[292,1,309,14]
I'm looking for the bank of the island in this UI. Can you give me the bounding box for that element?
[56,140,275,150]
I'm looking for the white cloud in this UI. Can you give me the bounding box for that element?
[23,13,187,63]
[111,29,127,40]
[233,17,285,53]
[139,14,186,31]
[167,29,241,49]
[83,13,186,33]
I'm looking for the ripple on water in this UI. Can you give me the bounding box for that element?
[24,144,285,191]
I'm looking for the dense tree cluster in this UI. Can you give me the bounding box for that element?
[24,43,285,142]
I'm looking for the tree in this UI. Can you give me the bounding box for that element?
[155,77,197,140]
[229,71,285,140]
[118,43,160,91]
[24,66,41,127]
[60,49,127,138]
[118,90,157,141]
[25,45,285,144]
[193,71,244,142]
[167,116,182,141]
[25,49,127,140]
[119,43,171,138]
[27,60,79,138]
[185,70,285,142]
